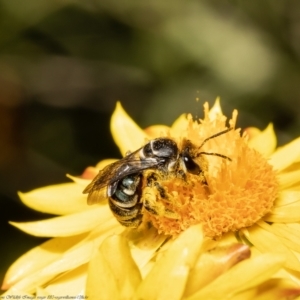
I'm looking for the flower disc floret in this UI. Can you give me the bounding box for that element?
[145,104,279,237]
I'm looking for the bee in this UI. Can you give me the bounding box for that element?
[83,128,232,227]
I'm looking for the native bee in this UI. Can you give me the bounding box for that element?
[83,128,232,227]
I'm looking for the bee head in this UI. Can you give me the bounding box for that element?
[179,140,201,175]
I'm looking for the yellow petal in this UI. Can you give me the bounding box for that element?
[272,223,300,259]
[100,235,142,299]
[6,273,55,294]
[283,161,300,173]
[95,158,118,170]
[217,232,239,245]
[40,219,121,276]
[264,201,300,222]
[184,243,251,297]
[1,289,35,298]
[86,247,119,300]
[244,127,262,139]
[229,289,257,300]
[110,102,149,156]
[186,253,285,300]
[45,264,87,296]
[18,183,89,215]
[254,278,300,300]
[67,174,92,187]
[232,278,300,300]
[10,205,112,237]
[275,267,299,283]
[269,136,300,171]
[268,222,300,240]
[257,223,300,261]
[278,169,300,189]
[134,224,203,300]
[274,190,300,207]
[286,222,300,233]
[268,223,300,251]
[144,125,170,138]
[170,113,188,137]
[124,226,168,276]
[9,219,121,293]
[36,287,50,297]
[2,234,87,289]
[208,97,223,119]
[246,223,300,271]
[247,123,277,157]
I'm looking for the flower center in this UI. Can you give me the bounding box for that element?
[143,110,279,238]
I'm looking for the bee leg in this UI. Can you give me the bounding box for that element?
[142,187,179,219]
[146,172,169,200]
[163,207,180,219]
[199,170,208,185]
[144,199,159,215]
[177,169,187,181]
[142,187,160,215]
[146,172,159,186]
[154,182,168,199]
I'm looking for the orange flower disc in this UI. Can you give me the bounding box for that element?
[143,104,279,238]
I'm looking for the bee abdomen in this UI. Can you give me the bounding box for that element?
[113,191,138,208]
[108,200,141,219]
[111,175,140,207]
[108,174,143,227]
[108,197,143,227]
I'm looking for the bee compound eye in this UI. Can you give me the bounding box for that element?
[183,153,201,175]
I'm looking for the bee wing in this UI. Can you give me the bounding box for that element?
[85,185,108,205]
[83,148,163,205]
[83,161,124,205]
[83,149,142,194]
[83,161,122,193]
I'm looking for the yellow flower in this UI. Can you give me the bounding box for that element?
[2,100,300,299]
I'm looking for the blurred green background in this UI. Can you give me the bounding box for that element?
[0,0,300,289]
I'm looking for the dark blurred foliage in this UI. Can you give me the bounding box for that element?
[0,0,300,289]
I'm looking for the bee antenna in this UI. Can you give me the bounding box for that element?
[198,127,233,150]
[196,151,232,161]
